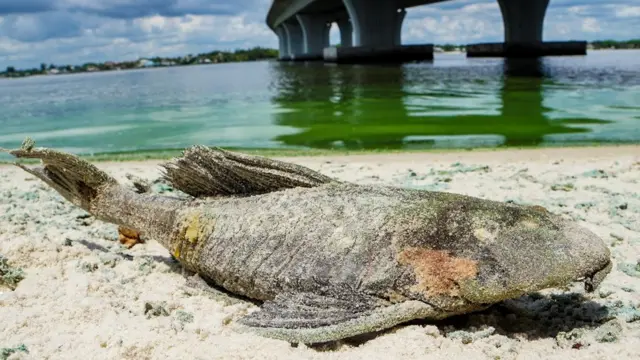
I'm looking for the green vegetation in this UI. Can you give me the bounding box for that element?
[0,255,25,290]
[436,40,640,52]
[438,44,466,52]
[1,345,28,360]
[146,47,279,66]
[0,46,279,79]
[2,39,638,79]
[590,39,640,50]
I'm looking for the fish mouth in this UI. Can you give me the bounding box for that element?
[582,259,612,292]
[556,218,613,293]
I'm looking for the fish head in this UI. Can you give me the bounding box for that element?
[395,195,612,309]
[461,204,611,303]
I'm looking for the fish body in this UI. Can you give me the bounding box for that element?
[3,142,612,344]
[170,183,609,309]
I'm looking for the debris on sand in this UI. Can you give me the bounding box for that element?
[0,255,24,290]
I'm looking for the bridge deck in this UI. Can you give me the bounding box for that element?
[267,0,447,29]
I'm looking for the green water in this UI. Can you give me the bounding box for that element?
[0,51,638,157]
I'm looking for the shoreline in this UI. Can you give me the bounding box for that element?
[2,47,637,80]
[1,143,639,165]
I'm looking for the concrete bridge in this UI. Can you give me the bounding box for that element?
[266,0,587,63]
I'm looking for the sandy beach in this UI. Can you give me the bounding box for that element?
[1,145,639,360]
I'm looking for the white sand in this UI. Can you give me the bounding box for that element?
[1,146,639,360]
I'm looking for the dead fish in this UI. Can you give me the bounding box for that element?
[1,140,612,344]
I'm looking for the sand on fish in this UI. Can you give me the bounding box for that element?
[1,145,639,360]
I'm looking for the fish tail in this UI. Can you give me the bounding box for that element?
[2,138,118,212]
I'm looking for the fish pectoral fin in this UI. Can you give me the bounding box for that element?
[160,146,338,198]
[233,290,437,344]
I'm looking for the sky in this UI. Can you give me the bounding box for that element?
[0,0,638,69]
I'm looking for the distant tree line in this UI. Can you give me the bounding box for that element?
[1,40,638,79]
[0,46,279,78]
[432,40,640,51]
[438,44,466,52]
[146,47,279,66]
[590,39,640,49]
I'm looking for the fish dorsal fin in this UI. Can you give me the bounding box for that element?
[160,146,337,198]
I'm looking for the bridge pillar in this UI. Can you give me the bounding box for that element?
[296,14,330,60]
[394,8,406,46]
[336,17,353,47]
[275,26,290,61]
[283,21,304,60]
[324,1,430,63]
[500,0,548,44]
[467,0,587,57]
[343,0,404,47]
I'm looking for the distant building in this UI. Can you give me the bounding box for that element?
[138,59,155,67]
[47,68,60,75]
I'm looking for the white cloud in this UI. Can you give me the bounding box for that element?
[567,6,589,15]
[402,0,502,44]
[404,14,503,43]
[0,0,638,68]
[0,12,277,68]
[581,17,602,33]
[615,6,640,18]
[459,2,499,14]
[402,0,638,44]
